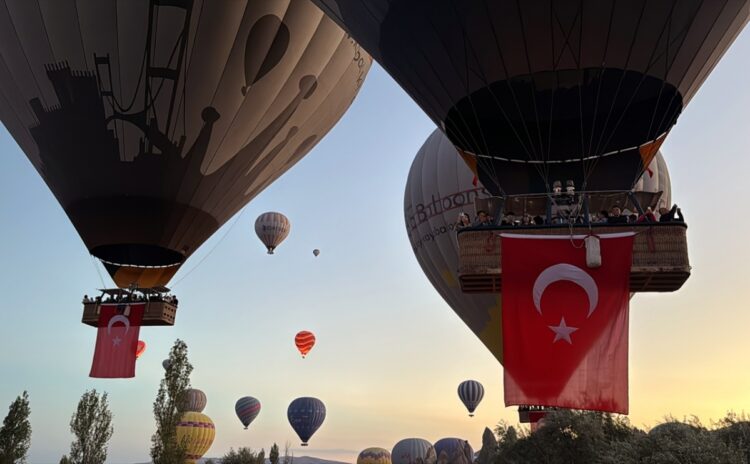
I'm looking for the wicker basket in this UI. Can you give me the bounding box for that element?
[82,301,177,327]
[457,223,690,293]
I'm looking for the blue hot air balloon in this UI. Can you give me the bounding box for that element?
[457,380,484,417]
[287,397,326,446]
[433,438,473,464]
[235,396,261,429]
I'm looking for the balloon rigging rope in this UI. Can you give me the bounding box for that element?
[89,254,107,288]
[171,207,247,289]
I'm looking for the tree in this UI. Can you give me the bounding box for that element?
[68,390,114,464]
[59,456,71,464]
[0,391,31,464]
[150,339,193,464]
[222,447,266,464]
[270,443,280,464]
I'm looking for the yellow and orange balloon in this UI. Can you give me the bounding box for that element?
[176,411,215,464]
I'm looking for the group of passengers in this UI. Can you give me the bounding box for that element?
[82,293,179,305]
[455,203,684,229]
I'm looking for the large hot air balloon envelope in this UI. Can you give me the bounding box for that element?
[391,439,436,464]
[457,380,484,417]
[404,129,673,364]
[433,438,473,464]
[287,397,326,446]
[295,330,316,358]
[184,388,207,413]
[255,212,291,254]
[176,411,215,464]
[314,0,747,194]
[0,0,371,288]
[358,448,392,464]
[235,396,261,429]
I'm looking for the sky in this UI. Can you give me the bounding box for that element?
[1,21,750,464]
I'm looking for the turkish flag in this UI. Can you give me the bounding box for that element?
[89,303,145,378]
[501,233,634,413]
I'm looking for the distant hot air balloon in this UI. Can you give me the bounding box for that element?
[287,397,326,446]
[391,439,436,464]
[0,0,371,289]
[135,340,146,359]
[313,0,746,196]
[358,448,392,464]
[433,438,473,464]
[313,249,320,257]
[235,396,262,430]
[404,129,673,365]
[162,359,171,371]
[457,380,484,417]
[295,331,316,358]
[184,388,207,413]
[255,212,291,254]
[176,411,215,464]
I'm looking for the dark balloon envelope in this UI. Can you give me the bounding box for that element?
[287,397,326,446]
[0,0,370,287]
[312,0,748,194]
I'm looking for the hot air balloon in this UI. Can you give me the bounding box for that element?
[313,249,320,257]
[433,439,473,464]
[176,411,215,464]
[135,340,146,359]
[0,0,371,290]
[404,129,672,364]
[235,396,261,430]
[457,380,484,417]
[313,0,746,196]
[295,331,316,358]
[391,439,436,464]
[184,388,207,413]
[162,359,171,371]
[287,397,326,446]
[357,448,392,464]
[255,212,291,254]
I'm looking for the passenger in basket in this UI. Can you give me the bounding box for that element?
[474,210,493,227]
[456,212,472,231]
[659,204,684,222]
[637,206,657,223]
[607,206,628,224]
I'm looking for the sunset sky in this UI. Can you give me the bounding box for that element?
[1,21,749,464]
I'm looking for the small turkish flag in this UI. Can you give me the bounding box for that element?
[89,303,145,378]
[501,233,634,413]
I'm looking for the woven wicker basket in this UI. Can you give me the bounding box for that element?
[458,223,690,293]
[82,301,177,327]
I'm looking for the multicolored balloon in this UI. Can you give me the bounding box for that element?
[184,388,207,413]
[357,447,392,464]
[287,397,326,446]
[255,212,291,254]
[135,340,146,359]
[175,411,215,464]
[433,438,473,464]
[391,439,436,464]
[295,331,316,358]
[457,380,484,417]
[235,396,262,430]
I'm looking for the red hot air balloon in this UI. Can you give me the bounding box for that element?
[295,331,316,358]
[135,340,146,360]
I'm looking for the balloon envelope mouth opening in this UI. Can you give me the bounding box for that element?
[92,244,185,268]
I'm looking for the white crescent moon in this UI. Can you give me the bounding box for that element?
[532,263,599,318]
[107,315,130,336]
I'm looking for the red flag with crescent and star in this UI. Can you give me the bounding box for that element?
[89,303,145,378]
[501,233,634,413]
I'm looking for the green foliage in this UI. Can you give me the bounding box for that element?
[0,391,31,464]
[222,447,266,464]
[59,456,71,464]
[68,390,114,464]
[493,410,750,464]
[270,442,280,464]
[150,339,193,464]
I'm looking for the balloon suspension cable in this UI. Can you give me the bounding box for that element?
[90,254,107,288]
[171,207,247,289]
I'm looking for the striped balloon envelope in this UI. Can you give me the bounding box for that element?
[295,331,316,358]
[391,438,436,464]
[433,438,473,464]
[184,388,207,413]
[357,447,392,464]
[457,380,484,417]
[135,340,146,359]
[255,212,291,254]
[175,411,215,464]
[235,396,262,429]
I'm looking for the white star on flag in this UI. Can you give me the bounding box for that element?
[548,317,578,344]
[112,336,122,347]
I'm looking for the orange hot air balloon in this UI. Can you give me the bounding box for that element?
[135,340,146,360]
[295,331,316,358]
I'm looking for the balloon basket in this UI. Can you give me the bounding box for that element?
[301,443,308,447]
